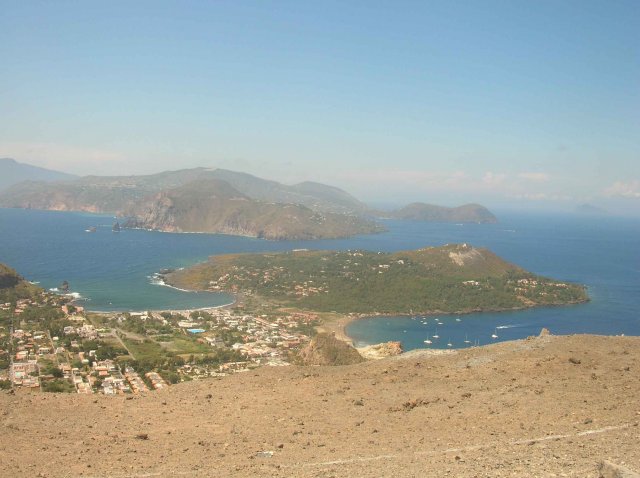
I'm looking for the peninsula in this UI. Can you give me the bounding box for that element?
[164,243,588,316]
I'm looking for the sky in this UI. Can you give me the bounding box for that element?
[1,1,639,212]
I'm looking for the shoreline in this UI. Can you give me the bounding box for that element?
[122,225,382,241]
[120,269,590,350]
[292,299,592,349]
[85,299,237,316]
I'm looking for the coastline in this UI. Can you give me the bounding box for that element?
[122,225,383,241]
[271,299,591,349]
[156,273,590,349]
[85,297,237,316]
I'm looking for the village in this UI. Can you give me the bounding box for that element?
[0,294,318,395]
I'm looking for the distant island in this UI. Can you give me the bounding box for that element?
[389,202,498,223]
[0,160,499,239]
[123,178,383,240]
[165,243,588,316]
[575,203,609,216]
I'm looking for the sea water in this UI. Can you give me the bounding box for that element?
[0,208,638,349]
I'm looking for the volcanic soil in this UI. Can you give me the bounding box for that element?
[1,334,639,477]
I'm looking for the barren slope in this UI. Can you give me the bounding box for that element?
[1,334,639,477]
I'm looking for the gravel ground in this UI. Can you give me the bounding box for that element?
[1,334,639,477]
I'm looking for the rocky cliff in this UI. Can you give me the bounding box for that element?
[123,179,383,240]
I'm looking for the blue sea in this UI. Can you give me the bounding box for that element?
[0,208,638,350]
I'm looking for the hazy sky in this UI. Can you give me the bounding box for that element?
[1,1,639,210]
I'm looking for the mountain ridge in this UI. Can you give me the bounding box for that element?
[0,158,77,191]
[0,166,367,216]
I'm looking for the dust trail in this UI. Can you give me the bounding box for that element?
[292,422,632,468]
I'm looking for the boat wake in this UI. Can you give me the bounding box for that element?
[496,324,525,329]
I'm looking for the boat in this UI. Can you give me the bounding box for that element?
[85,226,97,233]
[447,339,453,347]
[464,334,471,344]
[423,339,432,345]
[491,328,498,339]
[112,221,121,232]
[432,328,439,339]
[455,318,461,322]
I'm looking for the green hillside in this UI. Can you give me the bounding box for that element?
[165,244,588,315]
[0,263,42,303]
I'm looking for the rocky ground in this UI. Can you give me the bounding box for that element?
[1,334,639,477]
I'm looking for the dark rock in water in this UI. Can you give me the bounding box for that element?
[60,281,70,292]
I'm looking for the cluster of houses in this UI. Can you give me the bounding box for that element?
[9,328,57,388]
[63,323,98,339]
[145,371,168,390]
[3,285,320,394]
[186,308,312,362]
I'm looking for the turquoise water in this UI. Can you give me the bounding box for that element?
[0,208,639,349]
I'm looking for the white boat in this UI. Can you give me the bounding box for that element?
[447,339,453,347]
[464,334,471,344]
[432,328,439,339]
[491,328,498,339]
[455,318,461,322]
[424,339,432,344]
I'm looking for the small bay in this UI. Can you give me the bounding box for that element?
[0,207,638,350]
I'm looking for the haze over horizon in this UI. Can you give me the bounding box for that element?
[1,1,638,213]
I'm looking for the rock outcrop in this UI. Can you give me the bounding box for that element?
[297,333,365,365]
[357,341,403,360]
